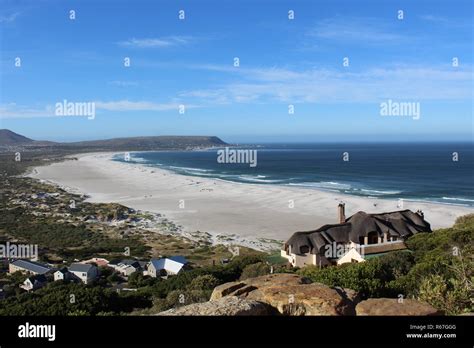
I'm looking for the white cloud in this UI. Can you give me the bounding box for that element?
[118,36,192,48]
[0,100,199,119]
[108,80,139,87]
[0,103,54,118]
[2,64,470,120]
[419,15,449,23]
[179,64,473,104]
[94,100,180,111]
[0,12,20,23]
[307,16,404,43]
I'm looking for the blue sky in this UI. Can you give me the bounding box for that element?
[0,0,472,142]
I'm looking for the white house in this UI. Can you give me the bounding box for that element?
[68,263,98,284]
[111,263,137,277]
[147,256,187,278]
[21,274,47,291]
[108,259,145,277]
[53,268,71,282]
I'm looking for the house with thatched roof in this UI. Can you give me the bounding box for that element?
[281,203,431,267]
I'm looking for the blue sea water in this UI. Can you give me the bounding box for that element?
[113,143,474,207]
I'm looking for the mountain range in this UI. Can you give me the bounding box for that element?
[0,129,227,152]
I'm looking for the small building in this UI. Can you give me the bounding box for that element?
[108,259,146,277]
[68,263,98,284]
[82,257,109,267]
[53,267,71,282]
[21,274,47,292]
[9,259,52,275]
[281,204,431,267]
[147,256,188,278]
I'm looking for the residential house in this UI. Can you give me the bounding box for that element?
[108,259,146,277]
[281,204,431,267]
[21,274,47,291]
[53,267,71,282]
[68,263,98,284]
[9,259,52,275]
[147,256,188,278]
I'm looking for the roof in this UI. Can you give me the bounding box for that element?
[285,210,431,256]
[138,261,148,269]
[108,259,121,266]
[149,258,185,274]
[120,259,141,268]
[55,267,68,274]
[26,274,47,283]
[168,256,188,265]
[69,263,95,273]
[11,259,51,274]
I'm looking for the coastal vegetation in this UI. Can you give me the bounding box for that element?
[0,141,472,316]
[0,255,265,315]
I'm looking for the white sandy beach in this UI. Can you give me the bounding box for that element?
[28,152,474,248]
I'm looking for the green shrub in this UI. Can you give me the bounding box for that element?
[187,275,219,291]
[240,262,271,280]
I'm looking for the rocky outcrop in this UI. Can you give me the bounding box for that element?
[210,273,358,316]
[156,274,442,316]
[356,298,441,316]
[157,296,278,316]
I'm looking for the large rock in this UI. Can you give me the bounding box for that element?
[210,273,358,316]
[356,298,441,316]
[157,296,277,316]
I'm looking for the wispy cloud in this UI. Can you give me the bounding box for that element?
[94,100,181,111]
[178,64,473,105]
[307,16,404,43]
[108,80,139,87]
[0,12,20,23]
[118,36,192,48]
[2,64,470,119]
[419,14,449,23]
[418,14,470,29]
[0,100,198,119]
[0,103,54,118]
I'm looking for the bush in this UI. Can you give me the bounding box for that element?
[297,252,411,298]
[0,281,152,315]
[417,250,473,315]
[187,275,219,291]
[240,262,271,280]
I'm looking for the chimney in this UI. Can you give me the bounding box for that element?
[338,202,346,224]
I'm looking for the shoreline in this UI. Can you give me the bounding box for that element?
[27,152,474,249]
[115,150,474,208]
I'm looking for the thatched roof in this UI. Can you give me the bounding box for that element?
[284,210,431,256]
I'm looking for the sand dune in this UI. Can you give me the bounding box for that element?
[29,152,474,247]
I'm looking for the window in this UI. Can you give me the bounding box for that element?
[367,232,378,244]
[300,245,310,254]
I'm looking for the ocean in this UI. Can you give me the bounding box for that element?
[113,143,474,207]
